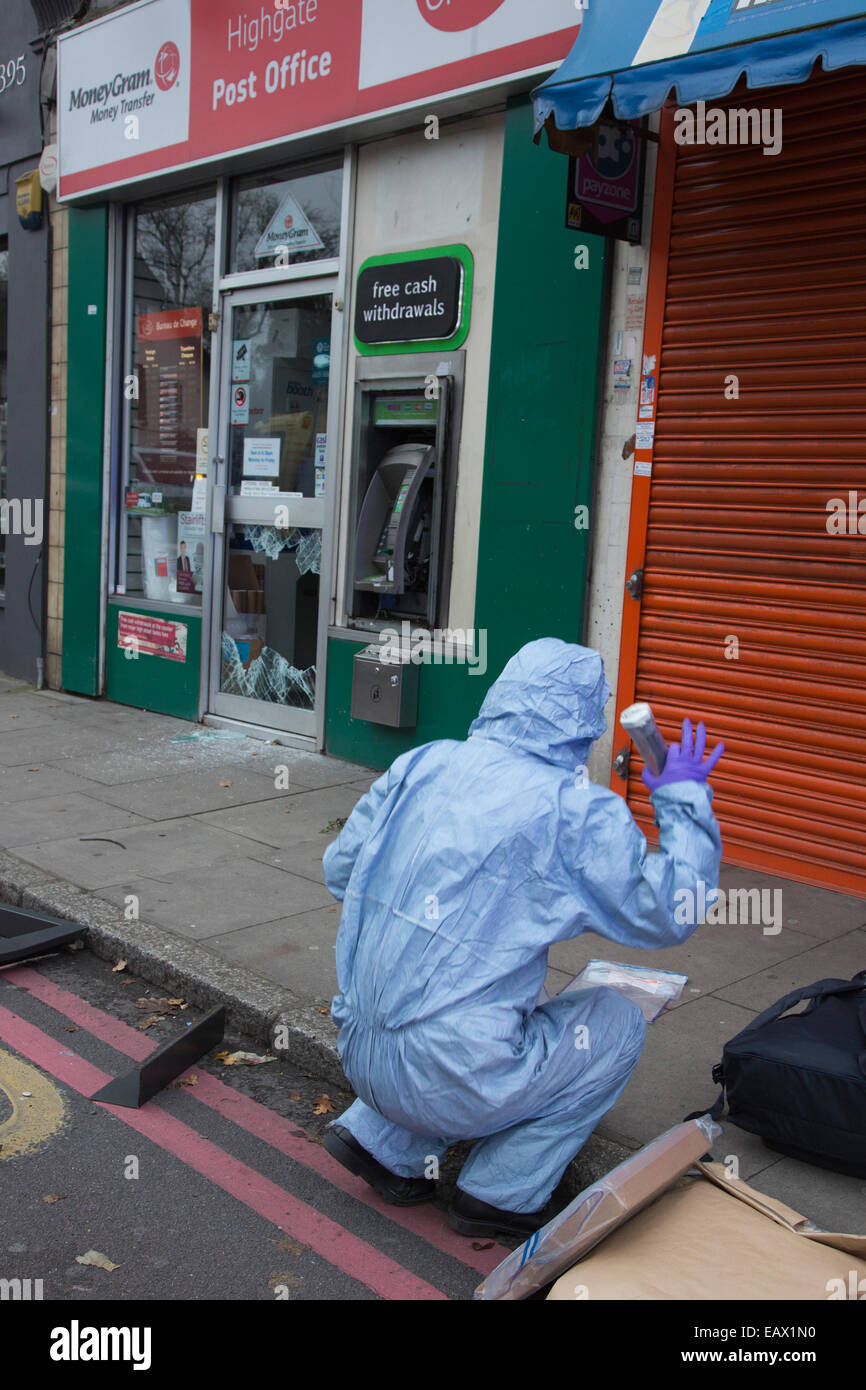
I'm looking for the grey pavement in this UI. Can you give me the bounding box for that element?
[1,676,864,1234]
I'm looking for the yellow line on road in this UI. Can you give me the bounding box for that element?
[0,1047,69,1160]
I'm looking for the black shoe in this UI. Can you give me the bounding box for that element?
[447,1188,557,1239]
[323,1124,436,1207]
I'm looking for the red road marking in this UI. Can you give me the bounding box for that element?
[4,967,506,1275]
[0,1001,446,1301]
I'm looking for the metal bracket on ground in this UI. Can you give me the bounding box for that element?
[91,1007,226,1108]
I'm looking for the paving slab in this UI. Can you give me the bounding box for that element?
[548,919,819,1011]
[727,1151,866,1234]
[91,765,292,818]
[40,706,196,738]
[703,1127,788,1184]
[0,792,149,846]
[208,904,342,1001]
[52,734,274,785]
[247,837,335,886]
[97,856,334,938]
[0,721,135,765]
[712,928,866,1010]
[197,784,369,850]
[260,749,376,791]
[9,817,256,890]
[0,763,108,802]
[599,994,759,1149]
[0,700,72,729]
[718,863,866,942]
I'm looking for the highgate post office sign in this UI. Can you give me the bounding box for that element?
[57,0,580,199]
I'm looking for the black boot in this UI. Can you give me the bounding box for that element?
[447,1188,557,1239]
[323,1124,437,1207]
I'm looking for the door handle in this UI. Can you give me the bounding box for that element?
[211,484,226,534]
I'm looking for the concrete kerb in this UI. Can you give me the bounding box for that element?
[0,850,348,1089]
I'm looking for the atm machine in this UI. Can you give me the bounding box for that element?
[346,352,465,725]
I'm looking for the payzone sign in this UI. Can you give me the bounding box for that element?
[57,0,579,198]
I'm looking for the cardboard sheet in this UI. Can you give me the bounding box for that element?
[547,1162,866,1301]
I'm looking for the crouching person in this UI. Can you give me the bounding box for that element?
[322,638,723,1239]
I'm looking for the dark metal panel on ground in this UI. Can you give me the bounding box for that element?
[0,900,85,965]
[91,1006,226,1107]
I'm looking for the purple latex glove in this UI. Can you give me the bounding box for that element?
[642,717,724,792]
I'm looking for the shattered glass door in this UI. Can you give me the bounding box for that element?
[213,294,333,733]
[221,523,321,708]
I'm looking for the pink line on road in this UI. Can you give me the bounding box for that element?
[0,1002,446,1301]
[6,966,505,1275]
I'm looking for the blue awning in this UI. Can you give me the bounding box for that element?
[533,0,866,135]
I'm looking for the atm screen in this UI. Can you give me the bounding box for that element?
[372,395,439,426]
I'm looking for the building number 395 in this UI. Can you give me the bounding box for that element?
[0,56,26,95]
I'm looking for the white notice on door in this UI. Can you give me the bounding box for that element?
[240,481,279,497]
[243,437,281,478]
[232,339,251,382]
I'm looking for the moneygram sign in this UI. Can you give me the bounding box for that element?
[60,0,190,180]
[57,0,579,199]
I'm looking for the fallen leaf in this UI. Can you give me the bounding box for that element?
[287,1091,302,1102]
[135,997,179,1015]
[173,1074,198,1088]
[76,1250,119,1271]
[313,1094,335,1115]
[168,998,186,1007]
[63,1025,78,1033]
[219,780,233,787]
[42,1194,65,1204]
[137,1015,161,1030]
[268,1271,303,1290]
[315,1007,329,1015]
[218,1050,277,1066]
[471,1240,495,1251]
[28,766,40,771]
[111,959,127,973]
[274,1236,307,1256]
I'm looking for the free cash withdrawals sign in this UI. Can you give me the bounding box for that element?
[355,255,462,345]
[57,0,581,199]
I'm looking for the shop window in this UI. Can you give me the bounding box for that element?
[117,188,216,607]
[228,158,342,274]
[0,238,7,602]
